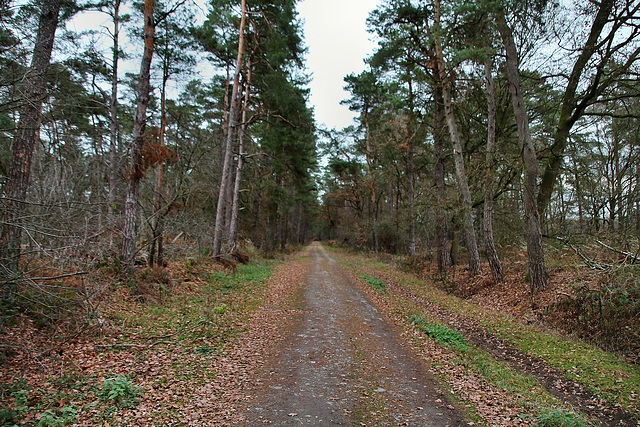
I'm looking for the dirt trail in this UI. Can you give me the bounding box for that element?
[243,242,468,426]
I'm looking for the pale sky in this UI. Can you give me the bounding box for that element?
[297,0,380,130]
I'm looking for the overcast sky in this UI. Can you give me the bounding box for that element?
[67,0,380,130]
[297,0,380,130]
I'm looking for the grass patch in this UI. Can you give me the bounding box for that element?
[336,252,640,418]
[410,315,467,351]
[532,408,590,426]
[359,273,386,293]
[2,257,281,426]
[333,250,605,424]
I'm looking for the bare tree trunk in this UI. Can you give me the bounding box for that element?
[107,0,121,249]
[363,112,379,252]
[407,79,416,257]
[122,0,155,273]
[483,58,504,284]
[496,12,548,293]
[434,0,481,276]
[432,67,451,274]
[228,57,252,252]
[408,140,416,256]
[149,65,169,268]
[0,0,61,274]
[213,0,246,257]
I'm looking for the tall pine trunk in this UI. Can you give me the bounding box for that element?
[496,12,548,293]
[407,79,416,256]
[122,0,155,272]
[213,0,246,257]
[363,112,379,252]
[108,0,121,249]
[483,58,504,284]
[0,0,61,274]
[434,0,481,276]
[149,66,169,268]
[432,66,451,274]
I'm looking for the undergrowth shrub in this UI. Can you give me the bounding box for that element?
[128,267,171,302]
[99,376,140,407]
[552,266,640,361]
[36,406,77,427]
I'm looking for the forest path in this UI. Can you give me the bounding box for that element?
[243,242,468,426]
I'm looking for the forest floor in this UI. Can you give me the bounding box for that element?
[1,242,639,426]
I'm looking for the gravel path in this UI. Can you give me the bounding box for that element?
[243,242,469,426]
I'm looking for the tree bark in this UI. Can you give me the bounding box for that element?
[107,0,121,249]
[122,0,155,272]
[434,0,481,276]
[483,58,504,284]
[432,66,451,274]
[0,0,61,273]
[213,0,246,257]
[228,57,252,252]
[407,79,416,257]
[149,60,169,268]
[363,109,379,252]
[496,12,548,293]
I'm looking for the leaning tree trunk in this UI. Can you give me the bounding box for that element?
[434,0,481,276]
[536,0,614,217]
[122,0,155,273]
[213,0,246,257]
[441,67,482,276]
[483,58,504,284]
[0,0,61,275]
[432,66,451,274]
[496,12,548,293]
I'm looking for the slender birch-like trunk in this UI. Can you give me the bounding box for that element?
[213,0,246,257]
[228,57,252,251]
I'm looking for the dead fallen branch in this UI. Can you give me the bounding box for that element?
[596,240,640,264]
[556,237,612,271]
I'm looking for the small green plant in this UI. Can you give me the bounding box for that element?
[0,381,30,425]
[214,303,227,315]
[37,406,77,427]
[99,376,140,407]
[410,316,467,351]
[195,345,212,354]
[359,274,386,292]
[533,408,588,427]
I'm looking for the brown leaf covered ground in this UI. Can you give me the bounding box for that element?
[1,243,639,426]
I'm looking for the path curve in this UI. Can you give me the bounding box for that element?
[243,242,468,426]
